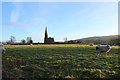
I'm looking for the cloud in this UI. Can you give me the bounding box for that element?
[3,22,28,27]
[10,2,22,22]
[2,2,28,27]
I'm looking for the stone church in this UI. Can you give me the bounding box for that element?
[44,27,54,43]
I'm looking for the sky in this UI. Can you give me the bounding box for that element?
[2,2,118,43]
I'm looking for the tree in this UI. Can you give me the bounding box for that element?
[30,40,33,44]
[21,39,26,44]
[110,38,120,44]
[82,40,91,44]
[76,40,82,43]
[6,41,13,44]
[10,36,16,43]
[64,37,68,42]
[26,37,32,43]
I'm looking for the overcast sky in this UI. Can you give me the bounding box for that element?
[2,1,118,42]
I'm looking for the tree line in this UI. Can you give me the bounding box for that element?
[6,36,33,44]
[6,36,120,45]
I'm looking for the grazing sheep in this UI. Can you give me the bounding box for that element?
[0,43,6,54]
[89,43,94,46]
[96,45,111,56]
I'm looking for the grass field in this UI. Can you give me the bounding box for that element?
[2,44,120,79]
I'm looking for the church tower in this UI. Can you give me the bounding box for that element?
[44,27,54,43]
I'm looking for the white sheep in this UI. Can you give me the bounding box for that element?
[96,45,111,56]
[0,43,6,54]
[89,43,94,46]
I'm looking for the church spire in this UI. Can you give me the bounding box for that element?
[45,27,48,38]
[44,27,48,43]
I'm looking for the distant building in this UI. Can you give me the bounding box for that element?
[44,27,54,43]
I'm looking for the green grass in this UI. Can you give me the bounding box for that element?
[2,44,120,79]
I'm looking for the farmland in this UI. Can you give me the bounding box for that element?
[2,44,120,79]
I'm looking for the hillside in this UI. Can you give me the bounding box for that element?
[67,35,120,44]
[77,35,119,41]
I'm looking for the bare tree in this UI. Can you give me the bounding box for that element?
[26,37,32,43]
[64,37,68,42]
[10,36,16,43]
